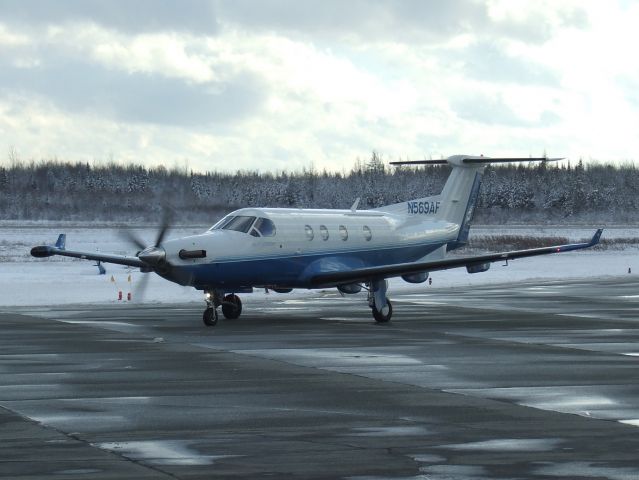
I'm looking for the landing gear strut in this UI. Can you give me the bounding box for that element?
[368,279,392,323]
[202,291,243,326]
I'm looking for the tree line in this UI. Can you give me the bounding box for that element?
[0,153,635,224]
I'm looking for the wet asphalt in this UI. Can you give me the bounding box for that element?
[3,277,639,479]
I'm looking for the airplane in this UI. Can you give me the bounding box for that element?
[31,155,603,326]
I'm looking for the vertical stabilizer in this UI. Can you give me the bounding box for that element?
[381,155,558,248]
[375,156,485,249]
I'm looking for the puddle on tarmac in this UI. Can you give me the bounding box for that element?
[441,438,560,452]
[54,468,102,475]
[96,439,237,466]
[321,317,370,322]
[231,348,422,367]
[409,453,445,463]
[420,464,488,478]
[57,320,136,326]
[349,425,430,436]
[534,461,639,480]
[449,386,618,418]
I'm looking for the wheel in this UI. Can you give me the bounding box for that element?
[372,299,392,323]
[203,307,218,326]
[222,294,242,320]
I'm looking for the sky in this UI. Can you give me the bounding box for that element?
[0,0,638,173]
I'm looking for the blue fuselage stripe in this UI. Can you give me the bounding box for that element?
[165,240,445,290]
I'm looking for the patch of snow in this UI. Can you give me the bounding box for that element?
[2,225,637,307]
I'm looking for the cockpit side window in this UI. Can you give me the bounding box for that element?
[221,216,256,233]
[253,217,276,237]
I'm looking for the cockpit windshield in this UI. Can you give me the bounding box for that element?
[219,216,256,233]
[210,214,234,230]
[210,215,276,237]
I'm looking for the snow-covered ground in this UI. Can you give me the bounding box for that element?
[1,225,637,307]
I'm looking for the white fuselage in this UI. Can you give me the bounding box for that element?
[160,207,460,291]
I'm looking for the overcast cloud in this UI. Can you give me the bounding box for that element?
[0,0,637,172]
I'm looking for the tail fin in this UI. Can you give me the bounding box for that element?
[55,234,66,250]
[377,155,561,249]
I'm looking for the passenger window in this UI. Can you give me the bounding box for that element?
[320,225,329,241]
[254,217,276,237]
[363,225,372,241]
[339,225,348,241]
[305,225,314,241]
[222,216,256,233]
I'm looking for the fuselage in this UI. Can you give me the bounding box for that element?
[160,207,460,291]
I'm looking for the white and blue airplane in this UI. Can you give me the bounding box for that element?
[31,156,602,326]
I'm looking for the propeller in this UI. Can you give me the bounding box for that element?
[133,270,151,302]
[119,229,146,252]
[137,207,173,267]
[117,206,175,302]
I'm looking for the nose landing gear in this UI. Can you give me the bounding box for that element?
[203,291,243,326]
[203,306,218,326]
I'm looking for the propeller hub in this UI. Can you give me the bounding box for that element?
[138,246,166,266]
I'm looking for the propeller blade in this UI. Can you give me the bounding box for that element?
[134,271,151,302]
[154,207,173,247]
[119,229,146,251]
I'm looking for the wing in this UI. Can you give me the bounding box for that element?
[310,229,603,287]
[31,244,145,268]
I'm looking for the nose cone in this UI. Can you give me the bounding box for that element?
[138,246,166,266]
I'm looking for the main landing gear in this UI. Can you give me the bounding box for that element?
[203,291,243,327]
[368,279,392,323]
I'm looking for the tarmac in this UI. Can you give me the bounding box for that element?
[2,277,639,479]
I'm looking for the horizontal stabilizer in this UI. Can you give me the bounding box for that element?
[391,159,448,165]
[391,156,563,166]
[463,157,563,164]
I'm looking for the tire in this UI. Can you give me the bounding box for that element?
[222,294,242,320]
[203,307,218,326]
[372,299,392,323]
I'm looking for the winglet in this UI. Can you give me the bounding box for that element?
[55,234,66,250]
[589,228,604,246]
[350,197,360,212]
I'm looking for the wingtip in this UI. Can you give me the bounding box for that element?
[591,228,604,245]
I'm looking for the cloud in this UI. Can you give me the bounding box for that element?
[460,41,560,86]
[217,0,488,39]
[0,1,637,171]
[618,76,639,108]
[451,93,560,127]
[0,0,218,34]
[216,0,588,45]
[0,54,264,126]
